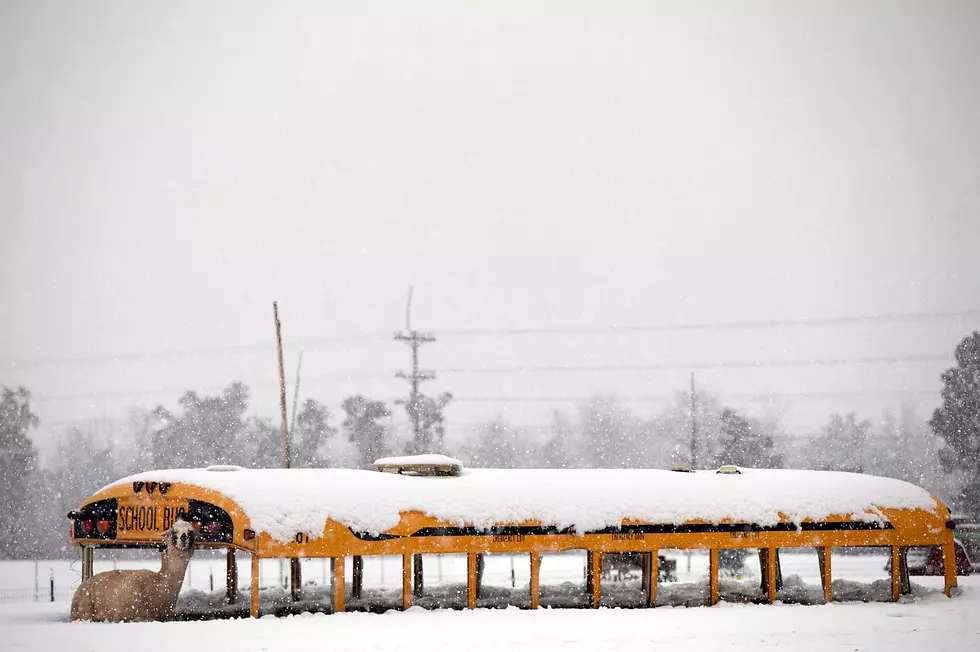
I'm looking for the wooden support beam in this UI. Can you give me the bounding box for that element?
[352,555,363,599]
[413,554,424,598]
[758,548,768,594]
[290,558,302,602]
[941,543,957,598]
[585,551,594,596]
[816,546,832,604]
[250,554,260,618]
[641,552,650,595]
[775,547,783,591]
[890,546,901,602]
[709,548,719,606]
[476,554,484,599]
[765,547,778,604]
[226,548,238,605]
[81,546,93,583]
[333,556,346,613]
[899,546,911,595]
[402,554,413,610]
[467,553,478,609]
[649,552,659,607]
[589,551,602,609]
[530,552,540,610]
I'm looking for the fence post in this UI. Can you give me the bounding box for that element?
[82,546,94,582]
[49,569,54,603]
[413,554,423,597]
[226,549,238,605]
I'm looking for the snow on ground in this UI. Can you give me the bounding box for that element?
[1,552,977,651]
[108,467,941,542]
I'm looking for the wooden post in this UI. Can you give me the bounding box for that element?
[890,546,901,602]
[81,546,94,582]
[941,543,957,598]
[530,552,540,610]
[402,554,413,610]
[250,554,260,618]
[765,548,778,603]
[649,552,659,607]
[816,546,832,604]
[476,554,484,599]
[585,551,594,596]
[273,301,291,469]
[290,558,302,601]
[775,547,783,591]
[709,548,719,606]
[333,557,346,612]
[413,554,424,597]
[589,551,601,608]
[467,553,478,609]
[641,552,650,595]
[226,549,238,604]
[899,546,911,595]
[758,548,768,593]
[352,555,363,599]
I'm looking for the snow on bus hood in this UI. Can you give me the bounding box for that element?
[106,468,941,544]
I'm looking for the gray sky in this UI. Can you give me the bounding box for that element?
[2,0,979,447]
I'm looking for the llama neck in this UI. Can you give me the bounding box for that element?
[159,549,192,585]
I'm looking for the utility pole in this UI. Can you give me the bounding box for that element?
[394,286,435,453]
[273,301,291,469]
[273,302,302,601]
[690,372,698,469]
[687,372,698,575]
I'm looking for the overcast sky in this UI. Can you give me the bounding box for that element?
[2,0,979,447]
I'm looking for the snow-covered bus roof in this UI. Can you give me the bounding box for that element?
[107,467,942,544]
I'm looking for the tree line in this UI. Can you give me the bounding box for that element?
[1,332,978,559]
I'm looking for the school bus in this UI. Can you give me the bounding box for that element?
[68,458,960,618]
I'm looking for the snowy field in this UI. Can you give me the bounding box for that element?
[2,550,978,651]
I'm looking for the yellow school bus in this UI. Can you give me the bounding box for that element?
[68,458,959,618]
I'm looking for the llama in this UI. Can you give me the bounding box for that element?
[70,518,197,622]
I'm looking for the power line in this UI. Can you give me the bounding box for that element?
[437,353,951,375]
[25,352,952,404]
[437,309,980,337]
[36,389,942,431]
[451,389,942,403]
[4,308,977,369]
[29,372,388,403]
[35,387,942,421]
[0,333,390,369]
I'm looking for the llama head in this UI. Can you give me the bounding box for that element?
[168,518,196,552]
